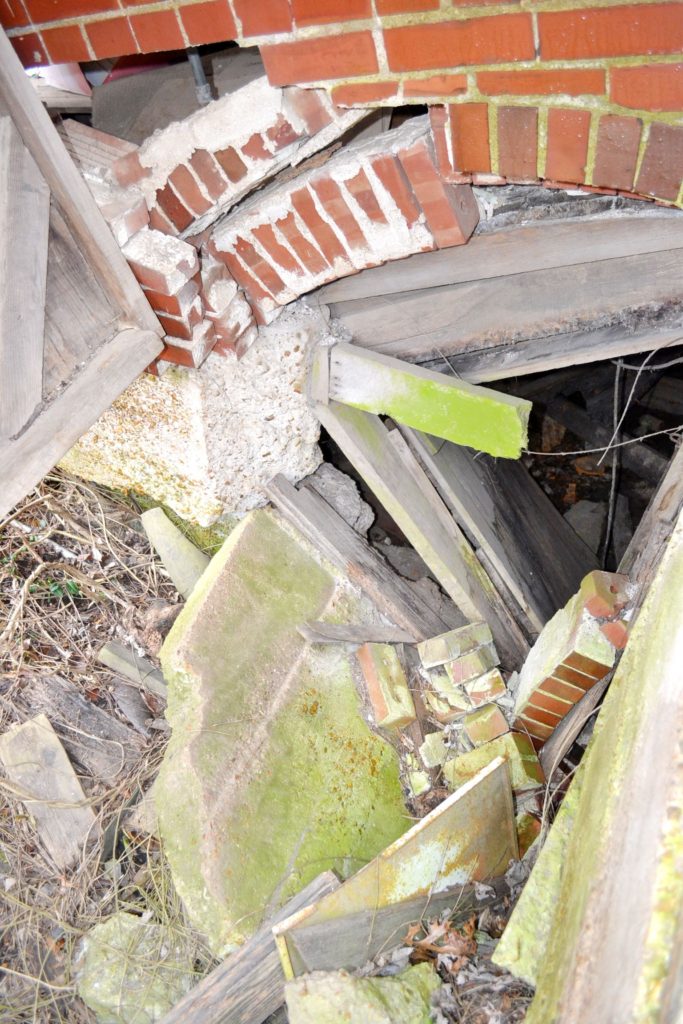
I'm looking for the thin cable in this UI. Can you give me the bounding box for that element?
[617,353,683,372]
[524,423,683,457]
[597,346,661,466]
[602,361,623,568]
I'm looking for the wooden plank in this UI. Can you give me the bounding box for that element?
[266,475,453,640]
[327,251,683,363]
[0,327,162,519]
[401,429,598,634]
[547,396,669,486]
[297,621,416,644]
[97,641,167,700]
[315,403,528,666]
[0,28,159,334]
[0,114,49,437]
[274,758,517,978]
[0,713,97,870]
[437,324,683,384]
[283,876,508,975]
[24,674,145,780]
[316,214,683,305]
[328,342,531,459]
[43,199,119,397]
[159,872,340,1024]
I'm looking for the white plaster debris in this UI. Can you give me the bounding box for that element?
[60,302,326,526]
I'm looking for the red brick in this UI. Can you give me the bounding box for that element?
[158,342,195,368]
[593,114,642,191]
[345,168,387,224]
[283,87,333,134]
[158,314,194,341]
[404,73,467,98]
[580,570,630,619]
[478,67,605,97]
[261,31,378,86]
[516,716,553,742]
[212,245,278,312]
[331,81,398,106]
[498,106,538,180]
[179,0,237,45]
[189,150,229,201]
[611,63,683,113]
[429,105,451,177]
[25,0,115,18]
[519,703,562,729]
[86,16,138,60]
[10,31,47,66]
[168,164,213,217]
[234,0,292,36]
[213,146,248,183]
[275,212,329,275]
[538,677,584,704]
[130,10,184,52]
[155,183,194,232]
[528,692,573,718]
[370,153,422,228]
[449,102,491,173]
[42,24,90,63]
[0,0,30,29]
[545,107,591,184]
[553,662,600,688]
[290,185,350,265]
[142,279,200,317]
[149,205,176,235]
[242,133,272,161]
[385,14,534,72]
[398,140,479,247]
[377,0,438,10]
[292,0,371,26]
[600,619,630,649]
[311,176,368,251]
[112,150,149,188]
[252,223,304,276]
[266,114,300,151]
[636,122,683,201]
[234,236,287,300]
[563,651,611,680]
[539,4,683,60]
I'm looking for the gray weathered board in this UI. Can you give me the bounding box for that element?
[0,111,49,438]
[298,621,416,644]
[0,713,97,870]
[325,249,683,366]
[266,474,452,641]
[315,403,529,666]
[0,28,162,519]
[159,871,340,1024]
[401,429,598,634]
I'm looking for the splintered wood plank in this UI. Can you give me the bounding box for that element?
[0,114,49,437]
[0,29,158,335]
[327,251,683,363]
[0,327,162,520]
[0,713,97,870]
[315,403,528,666]
[159,872,340,1024]
[266,475,453,641]
[316,214,683,305]
[402,429,598,634]
[274,758,517,978]
[327,343,531,459]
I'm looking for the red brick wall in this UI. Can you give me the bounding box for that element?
[4,1,681,204]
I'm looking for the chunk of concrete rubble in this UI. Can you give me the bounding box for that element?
[285,963,441,1024]
[356,642,416,729]
[443,732,544,795]
[155,508,408,954]
[75,912,194,1024]
[303,463,374,536]
[141,506,210,599]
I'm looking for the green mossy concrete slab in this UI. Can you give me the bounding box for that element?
[285,963,441,1024]
[155,509,408,955]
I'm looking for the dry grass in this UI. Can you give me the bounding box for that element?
[0,470,214,1023]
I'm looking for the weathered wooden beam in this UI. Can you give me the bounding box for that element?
[297,621,416,644]
[316,214,683,305]
[0,713,97,870]
[401,429,597,634]
[141,506,210,599]
[0,327,162,520]
[159,872,340,1024]
[97,641,167,700]
[325,343,530,459]
[0,114,49,438]
[266,475,453,641]
[315,403,529,666]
